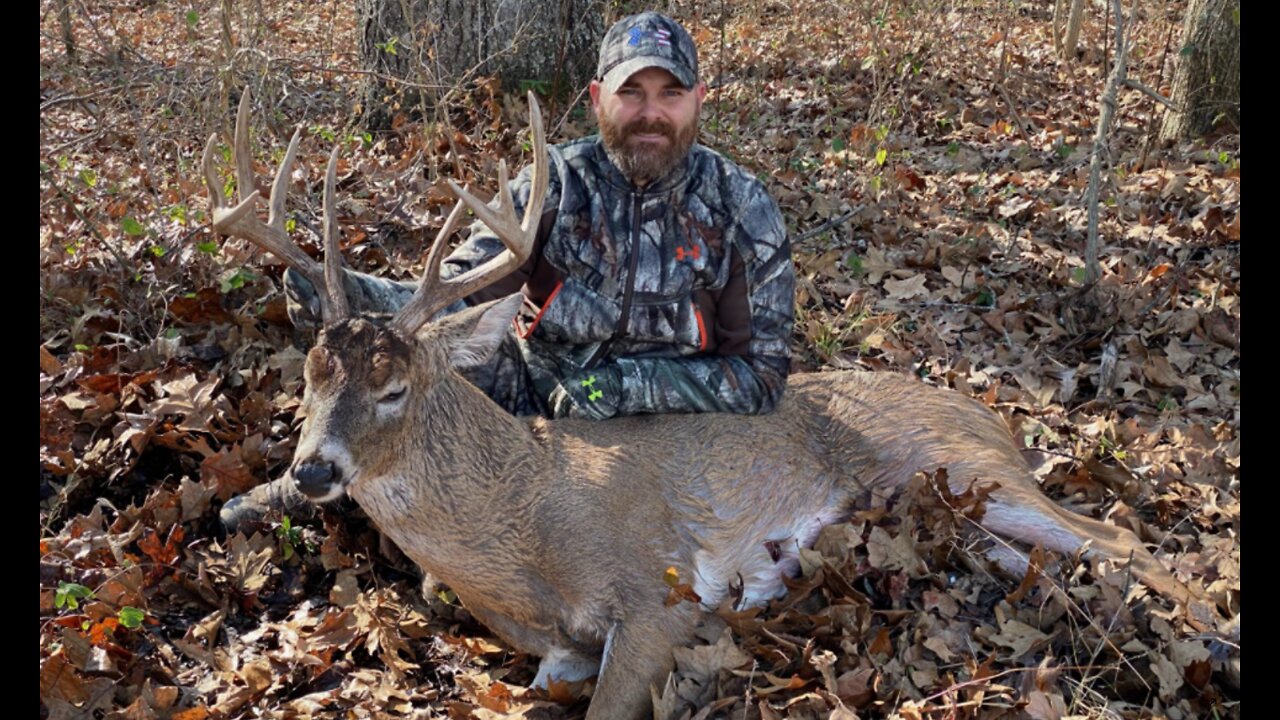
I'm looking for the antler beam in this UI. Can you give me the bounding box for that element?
[390,91,550,335]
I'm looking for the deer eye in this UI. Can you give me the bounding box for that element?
[378,386,407,404]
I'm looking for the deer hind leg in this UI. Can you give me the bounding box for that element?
[464,605,602,688]
[978,483,1196,604]
[586,604,700,720]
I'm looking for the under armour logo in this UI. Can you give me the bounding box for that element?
[580,375,603,402]
[675,244,701,262]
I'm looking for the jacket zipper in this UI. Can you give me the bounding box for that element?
[617,190,643,337]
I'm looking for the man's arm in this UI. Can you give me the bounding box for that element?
[562,191,794,418]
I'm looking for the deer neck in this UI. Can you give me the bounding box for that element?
[346,373,551,554]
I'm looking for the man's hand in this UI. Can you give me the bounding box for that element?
[548,366,623,420]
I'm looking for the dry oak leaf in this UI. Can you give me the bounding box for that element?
[673,626,752,683]
[981,617,1051,660]
[200,446,260,501]
[864,526,928,577]
[882,274,929,301]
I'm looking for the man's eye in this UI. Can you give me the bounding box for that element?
[379,388,406,404]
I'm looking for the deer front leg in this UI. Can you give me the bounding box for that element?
[219,476,314,531]
[465,605,602,688]
[586,604,699,720]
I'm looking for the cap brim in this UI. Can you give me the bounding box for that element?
[602,57,696,94]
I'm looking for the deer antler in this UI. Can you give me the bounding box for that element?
[390,92,550,335]
[202,91,349,324]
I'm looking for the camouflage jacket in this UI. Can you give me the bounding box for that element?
[446,135,795,418]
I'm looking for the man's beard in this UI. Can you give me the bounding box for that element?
[599,113,698,185]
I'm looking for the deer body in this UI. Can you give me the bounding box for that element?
[284,311,1190,720]
[205,94,1196,720]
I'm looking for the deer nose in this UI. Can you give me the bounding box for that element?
[292,460,340,498]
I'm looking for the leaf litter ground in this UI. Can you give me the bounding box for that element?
[39,1,1238,718]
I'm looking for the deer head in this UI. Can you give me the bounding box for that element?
[202,90,549,504]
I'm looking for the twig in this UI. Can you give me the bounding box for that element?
[1083,0,1130,288]
[994,84,1032,144]
[552,83,591,139]
[793,207,862,244]
[1123,78,1178,111]
[881,299,997,312]
[40,83,150,112]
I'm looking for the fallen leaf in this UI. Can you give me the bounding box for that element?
[883,274,929,300]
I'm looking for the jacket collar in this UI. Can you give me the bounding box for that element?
[590,136,698,194]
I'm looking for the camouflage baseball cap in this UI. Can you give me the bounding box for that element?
[597,12,699,94]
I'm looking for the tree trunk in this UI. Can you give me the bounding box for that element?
[357,0,604,131]
[1158,0,1240,141]
[1053,0,1086,60]
[57,0,75,61]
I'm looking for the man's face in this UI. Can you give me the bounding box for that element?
[590,67,707,185]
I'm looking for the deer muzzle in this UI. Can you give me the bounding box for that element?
[292,459,342,500]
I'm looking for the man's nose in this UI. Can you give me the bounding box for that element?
[636,97,663,122]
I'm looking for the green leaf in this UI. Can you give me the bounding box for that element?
[121,217,146,236]
[875,148,888,166]
[55,582,94,610]
[74,343,89,352]
[166,204,188,224]
[1218,151,1231,165]
[117,606,145,629]
[220,268,256,293]
[831,137,846,153]
[197,241,218,253]
[376,36,399,56]
[1071,267,1088,283]
[844,253,864,277]
[976,286,996,307]
[149,245,167,257]
[57,155,70,170]
[285,217,297,234]
[79,168,97,188]
[185,10,199,26]
[163,328,180,339]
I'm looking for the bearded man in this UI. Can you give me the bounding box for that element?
[284,11,794,421]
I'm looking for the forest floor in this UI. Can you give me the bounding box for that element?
[39,1,1239,718]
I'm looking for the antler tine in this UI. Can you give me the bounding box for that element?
[322,144,350,321]
[203,90,346,324]
[234,92,256,205]
[391,92,549,335]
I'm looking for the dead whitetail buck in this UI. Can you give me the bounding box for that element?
[204,92,1202,719]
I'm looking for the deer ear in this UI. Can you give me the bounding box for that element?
[427,294,523,369]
